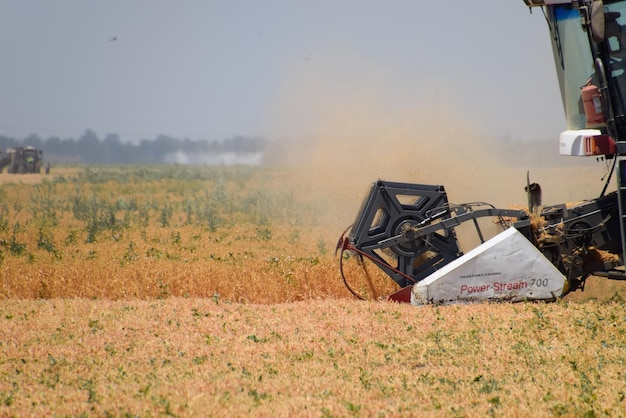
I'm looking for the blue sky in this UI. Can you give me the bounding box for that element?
[0,1,565,143]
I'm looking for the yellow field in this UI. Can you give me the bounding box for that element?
[0,165,398,302]
[0,165,625,416]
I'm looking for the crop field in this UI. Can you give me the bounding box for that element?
[0,165,625,417]
[0,165,379,302]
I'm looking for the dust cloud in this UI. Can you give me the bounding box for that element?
[263,52,614,232]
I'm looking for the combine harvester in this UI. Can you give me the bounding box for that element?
[337,0,626,305]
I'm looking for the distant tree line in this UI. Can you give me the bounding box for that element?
[0,130,268,164]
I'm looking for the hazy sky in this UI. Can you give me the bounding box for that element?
[0,1,565,143]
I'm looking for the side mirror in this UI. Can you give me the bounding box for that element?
[590,0,605,42]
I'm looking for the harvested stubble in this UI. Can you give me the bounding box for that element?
[0,298,625,416]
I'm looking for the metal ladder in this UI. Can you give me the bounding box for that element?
[617,156,626,264]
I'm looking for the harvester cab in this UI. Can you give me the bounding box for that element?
[337,0,626,305]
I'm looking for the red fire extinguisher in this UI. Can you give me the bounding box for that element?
[581,81,605,126]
